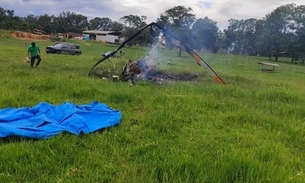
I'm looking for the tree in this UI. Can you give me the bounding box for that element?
[70,13,88,33]
[157,6,196,56]
[0,8,20,30]
[55,11,88,33]
[288,5,305,63]
[18,14,40,32]
[264,4,296,61]
[120,14,147,28]
[119,15,150,46]
[110,21,124,31]
[223,18,257,55]
[191,17,219,52]
[242,19,257,55]
[36,14,53,34]
[158,6,195,28]
[88,17,112,30]
[215,30,227,53]
[254,19,267,56]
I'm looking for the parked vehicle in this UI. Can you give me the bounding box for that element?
[46,42,82,55]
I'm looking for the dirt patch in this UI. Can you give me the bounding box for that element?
[11,31,53,41]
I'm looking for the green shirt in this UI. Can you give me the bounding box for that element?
[28,45,40,57]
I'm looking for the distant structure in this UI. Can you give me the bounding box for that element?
[82,30,122,43]
[57,32,83,39]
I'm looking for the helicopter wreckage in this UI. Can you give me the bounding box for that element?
[88,22,225,85]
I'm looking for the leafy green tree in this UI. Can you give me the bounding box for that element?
[288,5,305,63]
[263,3,295,61]
[119,15,150,46]
[0,8,20,30]
[242,19,257,55]
[120,14,146,28]
[223,18,257,55]
[0,7,5,17]
[20,14,38,32]
[158,6,195,28]
[157,6,196,56]
[223,24,236,53]
[55,11,88,33]
[70,13,88,33]
[36,14,53,34]
[110,21,124,32]
[0,7,7,28]
[254,19,267,56]
[191,17,218,52]
[88,17,112,30]
[215,30,227,53]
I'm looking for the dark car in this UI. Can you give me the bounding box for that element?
[46,42,82,55]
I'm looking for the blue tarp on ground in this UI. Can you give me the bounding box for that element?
[0,101,122,139]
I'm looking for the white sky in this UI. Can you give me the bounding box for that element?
[0,0,304,29]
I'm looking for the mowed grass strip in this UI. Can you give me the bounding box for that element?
[0,32,305,182]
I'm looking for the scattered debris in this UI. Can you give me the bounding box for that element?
[91,67,198,84]
[101,50,125,58]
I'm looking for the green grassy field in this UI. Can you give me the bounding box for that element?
[0,30,305,183]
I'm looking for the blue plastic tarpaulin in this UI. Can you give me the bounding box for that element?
[0,101,122,139]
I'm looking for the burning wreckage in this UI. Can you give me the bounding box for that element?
[88,22,226,85]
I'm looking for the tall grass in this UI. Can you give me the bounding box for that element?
[0,31,305,182]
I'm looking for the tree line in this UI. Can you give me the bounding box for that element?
[0,4,304,62]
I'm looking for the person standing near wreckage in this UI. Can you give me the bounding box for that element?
[27,42,41,68]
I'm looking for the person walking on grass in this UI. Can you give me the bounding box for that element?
[27,42,41,68]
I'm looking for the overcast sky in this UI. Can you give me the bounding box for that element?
[0,0,304,29]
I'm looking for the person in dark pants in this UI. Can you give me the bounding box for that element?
[27,42,41,68]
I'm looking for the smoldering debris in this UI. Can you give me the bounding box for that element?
[90,69,198,84]
[148,70,198,82]
[90,55,198,84]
